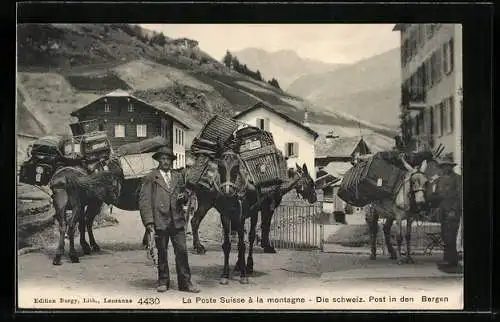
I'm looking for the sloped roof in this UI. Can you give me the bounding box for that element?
[233,102,319,140]
[315,136,368,158]
[315,133,394,158]
[322,161,353,178]
[71,90,190,129]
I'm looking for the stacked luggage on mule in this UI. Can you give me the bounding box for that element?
[188,114,288,193]
[337,143,440,207]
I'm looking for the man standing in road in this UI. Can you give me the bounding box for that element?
[139,146,200,293]
[429,153,463,274]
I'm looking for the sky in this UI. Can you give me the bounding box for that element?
[141,24,400,64]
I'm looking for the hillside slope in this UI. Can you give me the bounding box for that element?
[232,48,346,89]
[287,47,401,129]
[16,23,397,150]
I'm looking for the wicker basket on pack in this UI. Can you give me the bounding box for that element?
[195,115,240,149]
[337,154,405,207]
[190,137,219,157]
[235,126,287,189]
[185,154,217,190]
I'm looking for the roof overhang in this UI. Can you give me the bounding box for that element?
[407,103,427,111]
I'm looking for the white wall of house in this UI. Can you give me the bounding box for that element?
[172,121,187,169]
[234,108,316,179]
[400,24,462,174]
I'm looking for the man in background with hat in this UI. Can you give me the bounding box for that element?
[429,153,463,274]
[139,146,200,293]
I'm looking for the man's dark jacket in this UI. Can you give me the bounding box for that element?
[139,168,187,230]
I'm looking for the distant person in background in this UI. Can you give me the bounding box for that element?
[428,154,462,274]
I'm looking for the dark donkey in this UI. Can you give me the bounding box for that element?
[49,157,124,265]
[190,162,317,257]
[212,146,254,284]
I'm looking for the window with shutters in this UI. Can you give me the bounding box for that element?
[285,142,298,158]
[114,124,125,138]
[429,106,435,136]
[434,104,442,137]
[439,101,445,137]
[104,103,111,113]
[435,49,443,83]
[443,38,454,75]
[128,103,134,112]
[442,100,449,135]
[136,124,147,137]
[447,97,455,134]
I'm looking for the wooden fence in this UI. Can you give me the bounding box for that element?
[268,199,324,250]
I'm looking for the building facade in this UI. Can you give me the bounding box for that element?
[394,23,463,174]
[233,102,319,180]
[70,89,190,169]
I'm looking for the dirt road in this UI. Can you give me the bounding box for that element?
[17,208,463,310]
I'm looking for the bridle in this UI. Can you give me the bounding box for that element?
[408,169,428,196]
[293,167,316,202]
[214,150,250,199]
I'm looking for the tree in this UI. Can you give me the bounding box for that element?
[268,77,281,90]
[152,32,167,46]
[232,56,241,72]
[256,70,262,81]
[223,50,233,68]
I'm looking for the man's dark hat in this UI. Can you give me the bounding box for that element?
[152,146,177,161]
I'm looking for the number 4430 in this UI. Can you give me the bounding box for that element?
[137,297,160,305]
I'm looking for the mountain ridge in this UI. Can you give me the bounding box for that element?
[287,47,402,128]
[16,23,397,152]
[232,47,347,89]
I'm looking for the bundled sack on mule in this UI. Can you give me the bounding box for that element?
[115,136,169,156]
[233,126,288,192]
[112,137,168,210]
[190,115,240,156]
[185,154,218,191]
[337,153,406,207]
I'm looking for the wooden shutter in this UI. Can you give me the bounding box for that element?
[264,118,270,131]
[294,142,299,157]
[449,39,454,73]
[284,143,289,157]
[449,97,455,133]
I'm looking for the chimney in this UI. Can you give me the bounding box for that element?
[303,108,310,127]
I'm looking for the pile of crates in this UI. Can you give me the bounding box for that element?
[337,153,406,207]
[65,119,112,163]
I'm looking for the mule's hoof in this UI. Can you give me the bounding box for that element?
[405,257,415,264]
[397,259,404,265]
[263,246,277,254]
[194,245,206,255]
[369,254,376,260]
[82,246,92,255]
[91,245,101,253]
[240,277,249,284]
[70,255,80,263]
[52,256,62,266]
[220,278,229,285]
[246,266,254,274]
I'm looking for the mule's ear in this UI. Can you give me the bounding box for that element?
[296,163,301,170]
[302,163,308,173]
[420,159,428,173]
